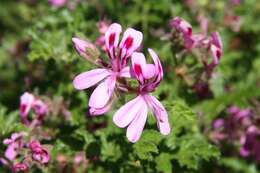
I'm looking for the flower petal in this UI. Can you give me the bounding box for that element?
[146,95,170,135]
[5,144,17,161]
[73,68,111,90]
[113,96,144,128]
[126,100,148,143]
[144,64,156,79]
[147,49,164,90]
[20,92,35,117]
[89,98,113,116]
[170,17,192,36]
[89,76,116,109]
[105,23,122,58]
[131,52,147,83]
[119,66,132,78]
[119,28,143,59]
[210,44,221,66]
[211,32,222,49]
[148,48,163,79]
[33,100,48,116]
[3,139,12,145]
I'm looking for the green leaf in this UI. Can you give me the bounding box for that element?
[174,135,219,170]
[155,153,172,173]
[133,130,162,160]
[133,141,158,161]
[219,157,259,173]
[164,101,220,170]
[0,105,27,136]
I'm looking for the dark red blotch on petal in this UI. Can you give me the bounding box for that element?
[109,33,116,46]
[20,104,26,114]
[216,50,221,59]
[157,60,162,73]
[134,64,142,76]
[187,27,192,36]
[124,37,133,49]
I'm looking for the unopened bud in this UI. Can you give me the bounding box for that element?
[72,37,100,64]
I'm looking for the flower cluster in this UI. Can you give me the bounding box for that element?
[170,17,223,71]
[72,23,170,142]
[2,133,50,172]
[19,92,48,126]
[211,106,260,162]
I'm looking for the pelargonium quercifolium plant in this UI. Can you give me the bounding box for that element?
[1,0,260,172]
[72,23,170,143]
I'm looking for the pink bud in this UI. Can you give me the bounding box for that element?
[170,17,192,36]
[72,37,100,63]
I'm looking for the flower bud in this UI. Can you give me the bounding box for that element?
[169,17,192,36]
[72,37,100,64]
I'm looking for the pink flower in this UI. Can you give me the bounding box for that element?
[170,16,214,50]
[48,0,67,7]
[113,49,170,143]
[169,17,194,49]
[240,126,260,162]
[209,32,223,67]
[33,100,48,118]
[20,92,35,120]
[169,17,223,71]
[3,132,25,161]
[213,118,225,129]
[170,17,192,37]
[19,92,48,125]
[211,106,252,143]
[227,106,251,121]
[73,23,143,115]
[12,163,28,173]
[29,141,50,164]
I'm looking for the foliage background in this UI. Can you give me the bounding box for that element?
[0,0,259,172]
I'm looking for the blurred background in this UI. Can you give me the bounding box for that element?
[0,0,259,172]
